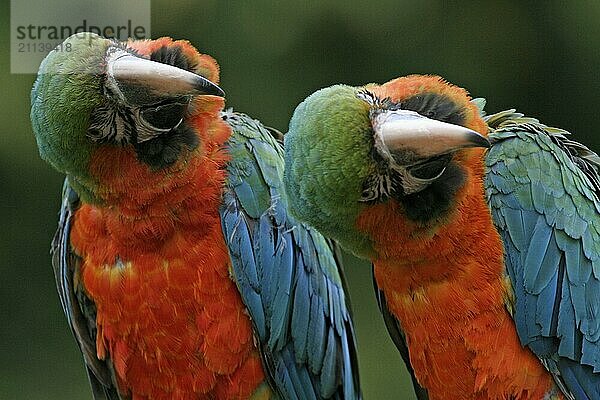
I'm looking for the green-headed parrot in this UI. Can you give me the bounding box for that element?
[31,33,361,400]
[283,75,600,399]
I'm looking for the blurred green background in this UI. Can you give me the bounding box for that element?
[2,1,600,399]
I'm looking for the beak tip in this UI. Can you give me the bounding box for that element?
[196,80,225,98]
[215,87,225,97]
[471,131,491,149]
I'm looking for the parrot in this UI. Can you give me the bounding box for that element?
[31,32,361,400]
[282,75,600,400]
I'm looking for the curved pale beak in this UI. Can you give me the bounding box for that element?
[108,53,224,98]
[374,110,489,159]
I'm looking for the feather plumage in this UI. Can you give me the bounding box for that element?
[485,110,600,398]
[220,110,361,400]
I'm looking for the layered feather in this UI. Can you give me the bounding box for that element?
[220,111,361,400]
[485,110,600,399]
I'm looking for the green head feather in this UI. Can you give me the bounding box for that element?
[31,33,110,201]
[284,85,376,258]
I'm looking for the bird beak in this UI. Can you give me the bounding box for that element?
[107,53,225,99]
[374,110,489,160]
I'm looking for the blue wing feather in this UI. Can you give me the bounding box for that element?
[221,192,268,340]
[485,111,600,399]
[219,110,361,399]
[291,257,311,363]
[269,233,294,351]
[320,328,338,398]
[535,263,558,337]
[308,294,327,374]
[523,215,554,293]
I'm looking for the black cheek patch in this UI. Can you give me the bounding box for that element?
[150,45,197,72]
[134,123,199,169]
[401,92,466,126]
[396,162,465,223]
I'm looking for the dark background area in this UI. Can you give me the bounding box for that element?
[2,1,600,399]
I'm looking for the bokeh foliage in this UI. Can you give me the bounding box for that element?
[2,1,600,399]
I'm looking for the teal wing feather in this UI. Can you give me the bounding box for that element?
[219,110,361,400]
[484,109,600,399]
[52,179,121,400]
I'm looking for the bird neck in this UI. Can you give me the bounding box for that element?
[362,157,559,399]
[358,153,506,289]
[369,178,506,295]
[77,103,232,249]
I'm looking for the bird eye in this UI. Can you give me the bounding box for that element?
[408,153,453,180]
[140,101,189,130]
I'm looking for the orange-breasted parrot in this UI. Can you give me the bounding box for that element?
[31,33,360,400]
[283,75,600,399]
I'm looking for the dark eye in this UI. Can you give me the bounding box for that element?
[141,101,188,130]
[409,153,453,180]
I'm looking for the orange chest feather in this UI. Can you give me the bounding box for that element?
[69,115,267,398]
[70,205,266,399]
[359,197,560,400]
[374,260,559,400]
